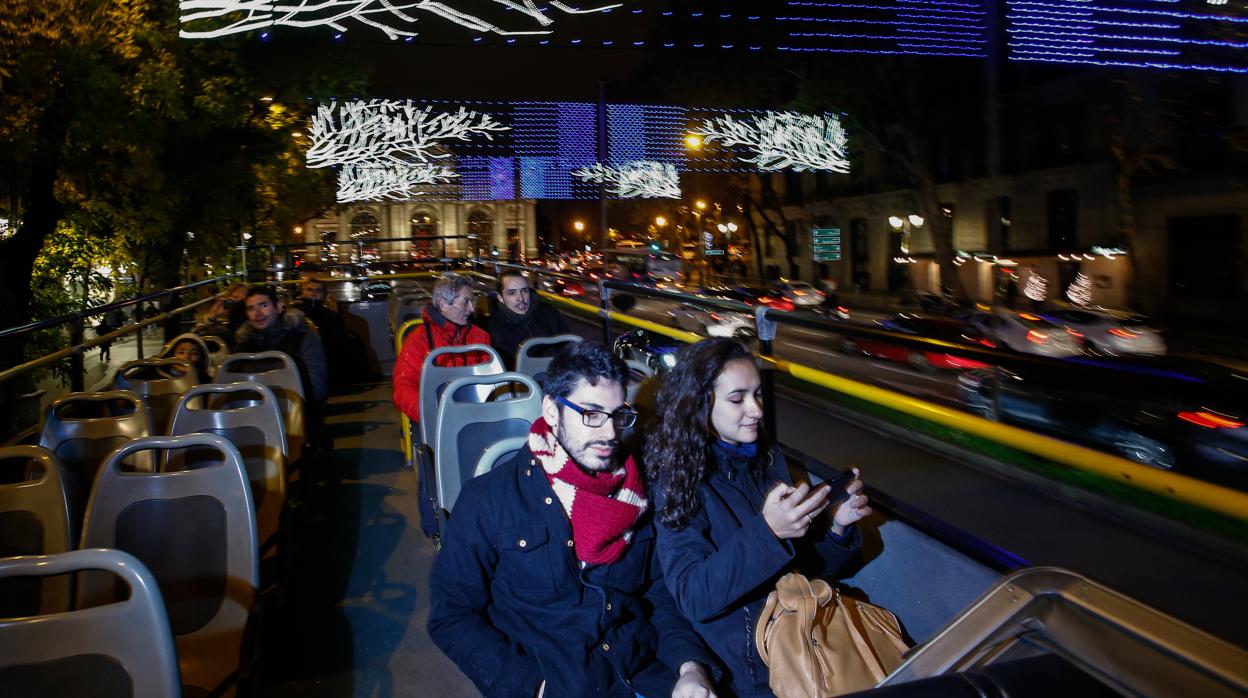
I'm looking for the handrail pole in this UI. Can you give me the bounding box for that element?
[69,316,85,393]
[755,307,779,440]
[598,280,612,345]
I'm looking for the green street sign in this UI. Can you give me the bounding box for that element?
[812,227,842,261]
[704,249,725,256]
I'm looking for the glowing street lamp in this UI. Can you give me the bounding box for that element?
[695,200,707,211]
[908,214,925,227]
[573,220,585,232]
[888,216,905,228]
[685,134,704,149]
[655,216,667,227]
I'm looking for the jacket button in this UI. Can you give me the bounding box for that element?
[526,468,532,477]
[566,539,574,547]
[605,603,612,611]
[518,539,527,548]
[544,497,553,505]
[601,643,610,652]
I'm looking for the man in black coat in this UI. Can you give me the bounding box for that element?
[488,269,571,369]
[295,277,351,385]
[234,286,328,404]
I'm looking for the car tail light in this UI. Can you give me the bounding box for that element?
[1066,328,1084,339]
[1019,313,1043,321]
[794,290,806,296]
[1108,327,1138,339]
[836,306,850,315]
[709,312,722,322]
[1178,411,1243,429]
[1026,330,1049,344]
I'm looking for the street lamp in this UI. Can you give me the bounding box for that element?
[908,214,925,227]
[888,216,905,228]
[573,220,585,232]
[655,216,667,228]
[685,134,703,149]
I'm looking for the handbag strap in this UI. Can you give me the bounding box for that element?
[836,593,890,681]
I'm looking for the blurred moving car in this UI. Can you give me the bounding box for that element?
[958,356,1247,486]
[540,276,586,297]
[613,329,683,374]
[856,315,994,371]
[667,303,756,340]
[1040,308,1166,356]
[961,310,1083,357]
[775,280,825,307]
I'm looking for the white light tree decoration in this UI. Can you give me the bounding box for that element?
[694,111,851,173]
[180,0,624,40]
[573,161,681,199]
[337,163,458,202]
[307,100,509,168]
[1066,272,1093,307]
[1023,271,1048,303]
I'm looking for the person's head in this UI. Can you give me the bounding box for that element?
[645,338,761,528]
[244,286,283,332]
[301,278,328,304]
[172,339,203,367]
[212,282,250,320]
[432,273,475,326]
[497,270,532,315]
[541,342,633,473]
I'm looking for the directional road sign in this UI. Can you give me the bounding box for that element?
[812,227,842,262]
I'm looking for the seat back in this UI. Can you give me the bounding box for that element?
[169,382,287,553]
[80,433,258,698]
[435,373,542,513]
[217,351,306,464]
[389,292,431,335]
[474,436,529,479]
[418,344,504,447]
[0,549,181,698]
[201,335,230,376]
[394,319,425,466]
[38,390,153,509]
[0,446,75,615]
[114,357,198,433]
[515,334,583,381]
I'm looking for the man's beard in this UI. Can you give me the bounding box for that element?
[556,420,618,473]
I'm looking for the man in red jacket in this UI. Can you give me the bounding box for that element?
[392,272,492,428]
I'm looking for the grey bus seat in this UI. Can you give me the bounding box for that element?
[79,433,258,698]
[0,549,182,698]
[38,390,154,513]
[169,382,287,559]
[516,334,582,381]
[114,357,198,433]
[473,436,529,479]
[389,292,431,335]
[0,446,75,616]
[434,373,542,515]
[418,344,504,447]
[217,351,306,465]
[882,567,1248,698]
[201,335,229,376]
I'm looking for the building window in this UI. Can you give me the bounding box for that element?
[349,211,380,239]
[1046,189,1077,250]
[467,208,492,256]
[410,209,438,258]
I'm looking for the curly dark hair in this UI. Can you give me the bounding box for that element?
[645,338,760,530]
[542,341,629,400]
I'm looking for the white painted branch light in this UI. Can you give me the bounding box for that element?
[694,111,850,173]
[180,0,624,40]
[573,161,680,199]
[336,164,458,202]
[307,100,508,168]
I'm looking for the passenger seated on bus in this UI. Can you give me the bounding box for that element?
[392,272,492,428]
[294,277,351,385]
[645,338,872,698]
[487,269,570,369]
[428,342,722,698]
[235,286,329,404]
[194,282,249,350]
[160,333,211,383]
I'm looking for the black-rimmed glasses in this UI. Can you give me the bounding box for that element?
[556,396,638,429]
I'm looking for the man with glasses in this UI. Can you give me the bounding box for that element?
[429,342,721,698]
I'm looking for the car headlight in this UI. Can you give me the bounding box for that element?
[661,353,677,368]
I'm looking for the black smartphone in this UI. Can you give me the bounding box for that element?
[822,470,856,508]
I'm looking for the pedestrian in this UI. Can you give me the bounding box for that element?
[96,315,114,363]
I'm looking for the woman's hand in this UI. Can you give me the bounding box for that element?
[829,468,872,537]
[763,482,832,540]
[672,662,717,698]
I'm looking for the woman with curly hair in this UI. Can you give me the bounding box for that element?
[645,338,872,698]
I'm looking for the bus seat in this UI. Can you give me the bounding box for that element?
[474,436,529,479]
[0,549,182,698]
[217,352,305,466]
[882,567,1248,698]
[113,357,198,434]
[38,390,154,514]
[515,334,583,382]
[79,433,259,698]
[0,446,75,616]
[418,344,504,447]
[434,373,541,516]
[389,292,431,336]
[201,335,229,377]
[169,382,287,565]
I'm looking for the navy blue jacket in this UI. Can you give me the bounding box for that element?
[428,445,722,698]
[653,444,861,698]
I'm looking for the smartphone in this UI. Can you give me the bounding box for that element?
[822,470,856,508]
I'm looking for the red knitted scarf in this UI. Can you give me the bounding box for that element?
[528,417,648,565]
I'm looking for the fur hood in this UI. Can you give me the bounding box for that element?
[234,307,308,345]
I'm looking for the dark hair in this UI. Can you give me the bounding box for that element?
[645,338,758,530]
[243,285,280,306]
[542,341,629,401]
[497,269,529,292]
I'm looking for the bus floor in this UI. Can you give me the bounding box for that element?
[260,382,478,698]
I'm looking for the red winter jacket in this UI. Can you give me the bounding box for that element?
[393,305,493,425]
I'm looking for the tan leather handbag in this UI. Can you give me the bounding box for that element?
[756,572,910,698]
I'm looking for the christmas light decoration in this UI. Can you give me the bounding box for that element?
[179,0,624,41]
[572,161,680,198]
[336,163,458,202]
[694,111,850,173]
[1023,271,1048,303]
[307,101,509,169]
[1066,272,1093,306]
